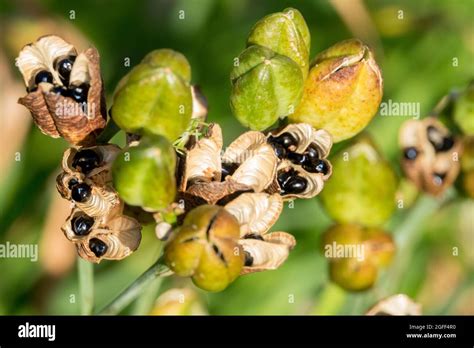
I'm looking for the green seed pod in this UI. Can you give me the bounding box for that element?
[164,205,244,292]
[112,135,176,212]
[230,45,304,131]
[111,49,193,142]
[320,136,397,226]
[454,81,474,135]
[290,39,383,142]
[461,136,474,198]
[322,224,395,291]
[247,7,310,78]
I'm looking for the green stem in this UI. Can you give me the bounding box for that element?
[78,258,94,315]
[96,118,121,144]
[98,257,171,315]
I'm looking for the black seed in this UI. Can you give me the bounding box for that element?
[72,149,101,174]
[282,175,307,194]
[69,83,89,103]
[50,85,70,97]
[287,152,306,165]
[304,159,329,175]
[304,145,319,163]
[243,233,264,241]
[71,215,94,236]
[275,132,298,149]
[244,251,254,266]
[433,172,446,186]
[272,143,287,159]
[34,70,53,85]
[437,136,455,152]
[403,147,418,160]
[221,162,239,180]
[67,178,79,190]
[57,57,75,82]
[277,169,294,187]
[89,238,107,257]
[71,183,91,202]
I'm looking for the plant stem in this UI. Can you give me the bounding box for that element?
[96,118,121,144]
[98,256,171,315]
[78,258,94,315]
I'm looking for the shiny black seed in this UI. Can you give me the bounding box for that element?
[57,57,75,81]
[69,83,89,103]
[71,215,94,236]
[282,176,307,194]
[71,183,91,202]
[243,233,264,241]
[221,162,239,180]
[34,70,53,85]
[272,143,287,159]
[67,178,79,190]
[89,238,107,257]
[304,159,329,175]
[403,147,418,160]
[50,85,70,97]
[287,152,306,165]
[437,136,455,152]
[72,149,101,174]
[244,251,254,266]
[277,169,294,187]
[305,145,319,163]
[275,132,298,149]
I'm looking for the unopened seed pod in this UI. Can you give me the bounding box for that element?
[164,205,244,292]
[111,49,193,142]
[399,117,462,196]
[460,136,474,198]
[453,81,474,136]
[290,39,383,142]
[266,123,333,199]
[320,136,397,226]
[247,7,310,78]
[322,224,395,291]
[16,35,106,145]
[113,134,177,212]
[230,45,304,131]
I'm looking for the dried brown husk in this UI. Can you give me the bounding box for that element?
[366,294,422,315]
[399,117,462,196]
[222,131,267,164]
[239,232,296,274]
[191,85,208,122]
[17,36,106,145]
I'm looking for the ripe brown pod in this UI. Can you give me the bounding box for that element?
[62,208,142,263]
[16,35,106,145]
[266,123,333,199]
[399,117,462,196]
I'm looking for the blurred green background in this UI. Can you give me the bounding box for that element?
[0,0,473,315]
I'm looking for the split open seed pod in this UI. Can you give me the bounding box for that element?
[164,205,244,292]
[61,144,121,183]
[399,117,462,196]
[230,45,304,131]
[266,123,333,199]
[64,210,142,263]
[290,39,383,142]
[224,193,295,274]
[111,49,193,142]
[16,35,106,145]
[247,7,310,79]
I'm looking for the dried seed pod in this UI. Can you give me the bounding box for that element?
[320,136,397,226]
[266,123,333,199]
[230,45,304,131]
[399,117,462,196]
[181,124,223,191]
[111,49,193,142]
[72,213,142,263]
[321,224,395,291]
[290,39,383,142]
[61,144,121,182]
[222,130,267,164]
[191,85,208,122]
[247,7,310,79]
[184,179,251,206]
[16,36,106,145]
[225,193,283,236]
[239,232,296,274]
[164,205,244,292]
[113,135,177,212]
[366,294,422,316]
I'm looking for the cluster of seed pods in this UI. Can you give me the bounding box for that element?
[56,145,142,263]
